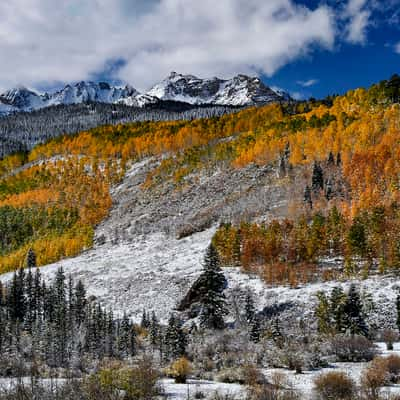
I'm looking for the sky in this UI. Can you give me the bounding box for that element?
[0,0,399,99]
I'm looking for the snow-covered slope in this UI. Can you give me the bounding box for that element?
[0,73,288,114]
[0,159,396,329]
[147,72,286,106]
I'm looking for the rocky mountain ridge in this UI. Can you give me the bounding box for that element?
[0,72,289,115]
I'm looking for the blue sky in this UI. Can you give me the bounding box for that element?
[0,0,399,99]
[267,0,400,99]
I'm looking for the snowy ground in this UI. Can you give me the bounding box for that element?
[1,224,398,326]
[161,378,244,399]
[263,342,400,398]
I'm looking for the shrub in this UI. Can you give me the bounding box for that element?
[168,357,193,384]
[122,356,161,400]
[382,329,399,351]
[216,368,245,384]
[314,371,356,400]
[360,357,388,400]
[331,335,377,362]
[385,355,400,383]
[241,363,266,387]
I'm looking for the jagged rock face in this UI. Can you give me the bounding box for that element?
[148,72,286,106]
[0,73,289,114]
[0,87,43,110]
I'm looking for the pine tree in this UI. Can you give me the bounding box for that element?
[396,293,400,333]
[336,152,342,166]
[330,287,347,333]
[271,318,284,348]
[244,292,256,324]
[165,314,187,360]
[26,248,37,269]
[141,309,150,329]
[343,284,369,337]
[149,311,160,347]
[312,162,324,192]
[25,266,34,332]
[53,267,68,365]
[315,291,331,334]
[199,244,228,330]
[7,270,26,322]
[249,317,262,343]
[304,185,313,208]
[74,280,86,326]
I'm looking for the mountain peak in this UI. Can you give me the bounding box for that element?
[148,72,287,106]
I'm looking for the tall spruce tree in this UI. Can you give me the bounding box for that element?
[312,162,324,192]
[165,314,187,360]
[26,248,37,269]
[198,244,228,330]
[396,293,400,333]
[244,291,256,325]
[330,286,347,333]
[343,284,369,337]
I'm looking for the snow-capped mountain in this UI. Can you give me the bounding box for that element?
[147,72,287,106]
[0,73,288,115]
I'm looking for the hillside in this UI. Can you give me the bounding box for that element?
[1,75,400,399]
[1,75,400,275]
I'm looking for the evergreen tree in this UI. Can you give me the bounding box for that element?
[244,292,256,324]
[396,293,400,333]
[7,269,26,322]
[343,284,369,337]
[26,248,37,269]
[140,309,150,329]
[165,314,187,360]
[25,266,34,332]
[149,311,160,347]
[74,280,87,326]
[304,185,312,208]
[328,151,335,165]
[315,291,331,334]
[336,152,342,166]
[330,286,347,333]
[199,244,228,330]
[249,317,262,343]
[312,162,324,192]
[271,318,284,348]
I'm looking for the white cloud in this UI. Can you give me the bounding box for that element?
[395,42,400,54]
[343,0,371,44]
[0,0,336,91]
[297,79,319,87]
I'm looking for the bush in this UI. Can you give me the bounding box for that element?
[331,335,377,362]
[122,357,161,400]
[384,355,400,383]
[85,357,161,400]
[168,357,193,384]
[382,329,399,351]
[216,368,245,384]
[314,371,356,400]
[360,357,387,400]
[241,364,266,387]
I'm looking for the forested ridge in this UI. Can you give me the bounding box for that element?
[0,74,400,279]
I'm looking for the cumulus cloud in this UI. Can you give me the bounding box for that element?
[297,79,319,87]
[343,0,372,44]
[0,0,336,91]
